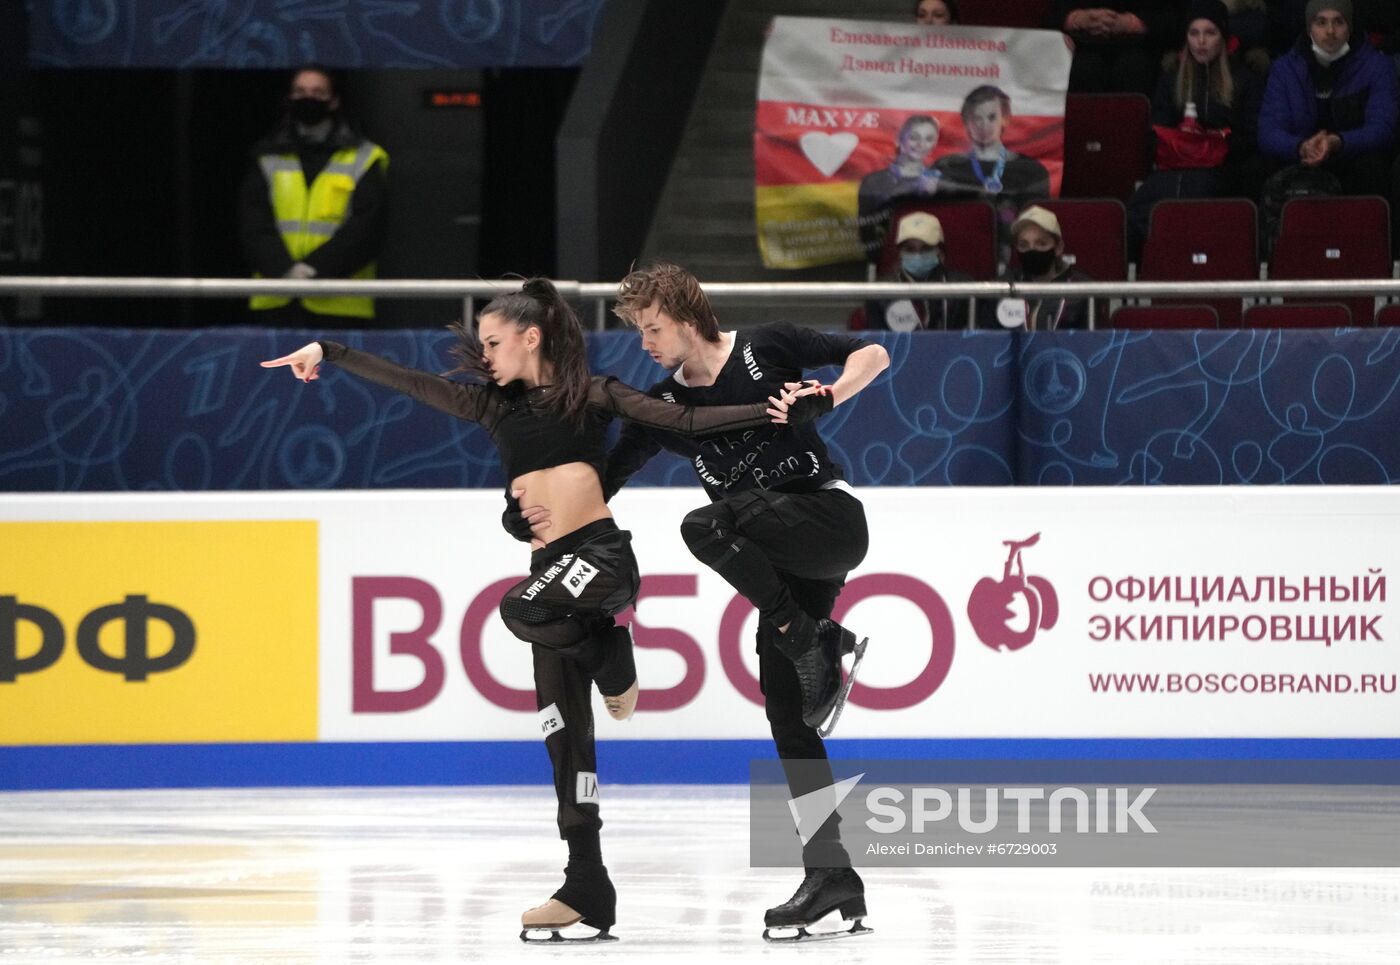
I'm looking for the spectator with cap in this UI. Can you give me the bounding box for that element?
[863,211,976,331]
[1257,0,1397,199]
[1126,0,1265,258]
[989,205,1095,331]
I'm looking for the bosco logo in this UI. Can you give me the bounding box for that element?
[966,534,1059,651]
[1,594,196,683]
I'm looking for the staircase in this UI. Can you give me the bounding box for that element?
[640,0,902,326]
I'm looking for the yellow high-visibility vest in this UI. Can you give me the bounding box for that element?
[250,141,389,318]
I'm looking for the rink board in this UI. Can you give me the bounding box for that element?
[3,488,1398,788]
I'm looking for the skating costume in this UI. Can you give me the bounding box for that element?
[603,323,872,876]
[316,341,770,938]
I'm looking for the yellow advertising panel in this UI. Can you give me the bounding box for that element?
[755,181,864,269]
[0,521,317,744]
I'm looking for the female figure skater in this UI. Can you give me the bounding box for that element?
[262,279,814,943]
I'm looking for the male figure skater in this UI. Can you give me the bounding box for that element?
[511,263,889,940]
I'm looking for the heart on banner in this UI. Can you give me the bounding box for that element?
[799,131,858,178]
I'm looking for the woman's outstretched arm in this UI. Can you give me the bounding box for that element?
[262,340,495,424]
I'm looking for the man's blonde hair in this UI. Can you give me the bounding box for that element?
[613,262,721,342]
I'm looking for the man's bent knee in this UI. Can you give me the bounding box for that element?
[680,506,743,570]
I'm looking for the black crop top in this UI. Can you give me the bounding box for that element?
[317,340,773,482]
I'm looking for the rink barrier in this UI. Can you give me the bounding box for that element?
[5,326,1400,488]
[5,739,1400,791]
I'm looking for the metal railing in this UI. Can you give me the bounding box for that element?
[3,275,1398,329]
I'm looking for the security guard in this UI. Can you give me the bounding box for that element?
[239,66,388,326]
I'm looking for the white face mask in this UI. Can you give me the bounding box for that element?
[1312,41,1350,65]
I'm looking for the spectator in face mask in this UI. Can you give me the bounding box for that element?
[1257,0,1397,198]
[239,65,390,326]
[864,211,975,331]
[988,206,1095,331]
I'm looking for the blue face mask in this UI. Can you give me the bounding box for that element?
[900,250,940,278]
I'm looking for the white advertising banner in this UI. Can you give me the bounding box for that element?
[4,488,1396,743]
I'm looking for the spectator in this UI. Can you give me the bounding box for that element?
[1057,1,1184,95]
[992,206,1095,330]
[240,65,389,326]
[864,211,975,331]
[1225,0,1273,76]
[1126,0,1265,258]
[933,86,1052,265]
[915,0,959,25]
[1257,0,1397,201]
[857,115,942,261]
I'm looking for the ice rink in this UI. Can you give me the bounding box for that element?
[2,785,1398,963]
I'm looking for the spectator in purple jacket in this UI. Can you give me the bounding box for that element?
[1257,0,1398,198]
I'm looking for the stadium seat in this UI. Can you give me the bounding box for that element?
[1140,198,1258,327]
[1061,93,1151,202]
[1035,198,1128,281]
[1111,305,1220,329]
[1269,195,1391,326]
[880,199,999,281]
[1376,304,1400,327]
[1243,303,1354,329]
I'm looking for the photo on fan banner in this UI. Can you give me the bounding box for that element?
[755,17,1072,269]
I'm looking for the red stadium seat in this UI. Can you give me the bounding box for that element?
[1269,196,1391,326]
[959,0,1055,28]
[1111,305,1220,329]
[1243,303,1354,329]
[1061,94,1151,202]
[1376,304,1400,327]
[1034,198,1127,281]
[880,200,999,281]
[1140,198,1258,327]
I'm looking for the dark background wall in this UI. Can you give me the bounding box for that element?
[0,1,583,328]
[1,0,717,327]
[0,1,44,325]
[16,67,574,328]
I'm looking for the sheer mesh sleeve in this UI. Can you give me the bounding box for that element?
[591,377,770,436]
[603,422,665,502]
[319,341,496,425]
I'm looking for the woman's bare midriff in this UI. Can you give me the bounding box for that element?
[512,461,612,545]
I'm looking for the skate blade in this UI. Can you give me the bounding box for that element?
[816,636,868,739]
[762,919,873,943]
[519,925,618,944]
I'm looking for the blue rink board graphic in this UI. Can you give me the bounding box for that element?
[5,327,1400,491]
[29,0,606,69]
[5,740,1400,790]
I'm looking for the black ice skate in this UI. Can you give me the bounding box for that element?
[820,632,869,739]
[762,867,872,943]
[774,614,869,737]
[520,860,619,944]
